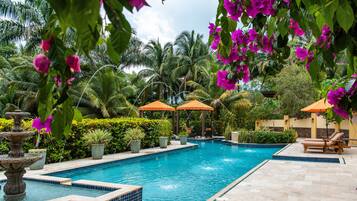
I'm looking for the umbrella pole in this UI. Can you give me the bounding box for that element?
[326,118,329,139]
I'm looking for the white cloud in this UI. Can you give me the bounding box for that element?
[128,9,176,44]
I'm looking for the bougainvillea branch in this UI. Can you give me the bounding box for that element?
[33,0,149,136]
[210,0,356,119]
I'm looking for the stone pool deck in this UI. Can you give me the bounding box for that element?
[210,139,357,201]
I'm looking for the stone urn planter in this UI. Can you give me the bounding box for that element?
[82,129,112,160]
[180,136,187,145]
[91,144,105,160]
[29,149,47,170]
[124,128,145,154]
[179,131,188,145]
[130,140,141,153]
[159,137,169,148]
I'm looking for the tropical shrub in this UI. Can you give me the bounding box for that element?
[82,129,112,145]
[0,118,171,163]
[124,128,145,143]
[238,129,297,144]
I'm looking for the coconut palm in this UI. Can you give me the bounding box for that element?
[0,0,52,52]
[70,68,138,118]
[137,39,176,100]
[186,64,252,127]
[0,55,40,115]
[172,31,210,95]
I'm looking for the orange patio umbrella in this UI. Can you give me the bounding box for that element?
[139,100,175,111]
[301,98,332,113]
[139,100,175,134]
[176,100,214,111]
[176,100,214,137]
[301,98,333,138]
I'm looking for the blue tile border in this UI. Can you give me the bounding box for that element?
[218,140,287,148]
[272,155,341,163]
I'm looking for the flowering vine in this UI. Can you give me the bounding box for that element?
[211,0,356,119]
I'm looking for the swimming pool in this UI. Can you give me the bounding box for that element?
[0,180,110,200]
[51,140,282,201]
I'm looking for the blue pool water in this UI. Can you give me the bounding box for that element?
[0,180,110,200]
[51,141,282,201]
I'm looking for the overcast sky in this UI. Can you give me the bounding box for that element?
[125,0,218,44]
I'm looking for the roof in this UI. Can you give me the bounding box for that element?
[139,101,175,111]
[301,98,332,113]
[176,100,214,111]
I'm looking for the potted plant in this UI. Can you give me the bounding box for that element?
[29,118,50,170]
[179,131,188,145]
[158,123,172,149]
[124,128,145,153]
[82,129,112,160]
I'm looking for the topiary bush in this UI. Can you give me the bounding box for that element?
[238,128,297,144]
[0,118,171,163]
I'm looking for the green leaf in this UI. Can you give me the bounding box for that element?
[48,0,101,52]
[296,0,301,7]
[73,108,83,122]
[38,80,55,122]
[321,0,338,30]
[104,0,132,63]
[336,0,354,32]
[267,17,276,37]
[52,98,74,138]
[278,19,289,37]
[309,57,320,81]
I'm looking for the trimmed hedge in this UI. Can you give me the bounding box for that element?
[238,129,297,144]
[0,118,172,163]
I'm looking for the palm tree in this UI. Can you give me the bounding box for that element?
[173,31,210,95]
[137,39,176,100]
[0,55,40,115]
[186,64,252,128]
[70,68,138,118]
[0,0,52,52]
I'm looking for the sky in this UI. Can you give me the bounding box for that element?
[125,0,219,44]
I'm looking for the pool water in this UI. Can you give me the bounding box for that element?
[0,180,110,200]
[51,141,282,201]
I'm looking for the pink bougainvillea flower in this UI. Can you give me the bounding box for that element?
[217,70,237,90]
[305,51,314,71]
[223,0,243,21]
[237,65,250,83]
[247,0,275,18]
[295,47,309,61]
[248,42,259,53]
[32,115,53,133]
[40,39,52,52]
[66,55,81,73]
[247,29,258,42]
[333,107,349,119]
[211,35,220,50]
[232,29,247,45]
[128,0,149,11]
[33,54,51,74]
[209,23,222,50]
[289,19,305,36]
[327,87,346,106]
[316,25,332,49]
[283,0,290,5]
[261,35,273,54]
[66,77,76,86]
[54,75,62,87]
